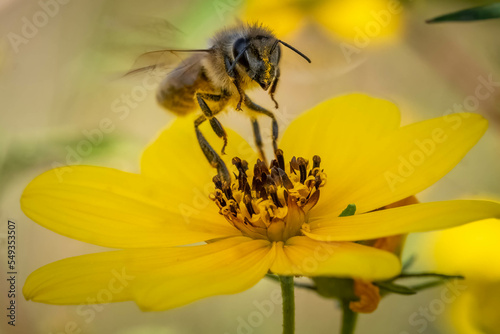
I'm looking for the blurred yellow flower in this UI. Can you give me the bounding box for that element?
[21,94,500,312]
[243,0,404,43]
[425,219,500,333]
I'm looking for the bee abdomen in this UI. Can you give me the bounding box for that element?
[156,83,197,116]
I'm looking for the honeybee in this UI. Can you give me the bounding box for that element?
[129,23,311,182]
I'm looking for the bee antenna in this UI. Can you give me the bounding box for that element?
[278,40,311,63]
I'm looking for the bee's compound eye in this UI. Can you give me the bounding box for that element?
[271,43,281,63]
[233,38,250,71]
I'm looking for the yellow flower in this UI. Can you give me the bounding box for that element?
[423,219,500,333]
[243,0,403,43]
[22,94,500,311]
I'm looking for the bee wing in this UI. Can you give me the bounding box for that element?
[102,15,184,53]
[99,16,209,79]
[163,52,208,88]
[124,49,211,78]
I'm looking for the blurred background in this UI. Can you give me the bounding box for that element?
[1,0,499,333]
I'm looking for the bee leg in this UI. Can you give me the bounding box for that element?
[234,84,245,111]
[269,68,280,109]
[224,55,245,111]
[195,115,230,183]
[244,95,279,153]
[251,117,267,165]
[196,93,228,155]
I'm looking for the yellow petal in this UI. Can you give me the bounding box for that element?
[24,237,270,308]
[449,290,482,334]
[21,166,240,248]
[306,200,500,242]
[281,94,488,217]
[280,93,401,160]
[133,238,275,311]
[336,112,488,214]
[24,249,136,304]
[270,236,400,280]
[429,218,500,281]
[449,283,500,334]
[141,116,257,195]
[366,196,419,256]
[279,93,400,215]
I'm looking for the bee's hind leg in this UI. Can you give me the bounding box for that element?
[195,115,230,183]
[251,117,267,165]
[195,92,231,182]
[244,95,279,154]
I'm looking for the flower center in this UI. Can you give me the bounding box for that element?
[210,150,327,242]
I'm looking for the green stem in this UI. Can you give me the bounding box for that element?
[340,300,358,334]
[279,276,295,334]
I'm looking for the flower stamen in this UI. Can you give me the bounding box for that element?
[210,150,327,242]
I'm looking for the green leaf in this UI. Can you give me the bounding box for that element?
[339,204,356,217]
[374,281,416,295]
[402,255,416,271]
[377,272,465,296]
[427,3,500,23]
[397,272,464,280]
[410,280,450,292]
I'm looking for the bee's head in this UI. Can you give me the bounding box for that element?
[233,36,280,91]
[232,36,311,91]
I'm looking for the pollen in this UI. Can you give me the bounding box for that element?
[262,55,272,83]
[210,150,327,242]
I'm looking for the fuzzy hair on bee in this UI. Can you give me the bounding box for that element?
[130,22,311,182]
